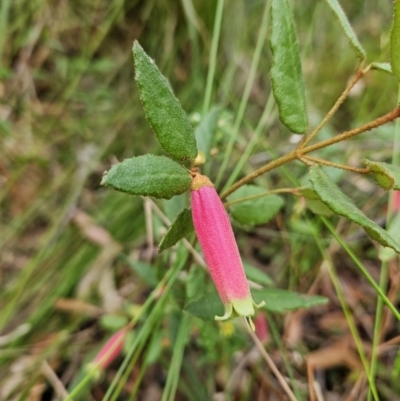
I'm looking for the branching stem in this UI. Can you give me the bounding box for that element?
[220,105,400,199]
[300,155,370,174]
[300,63,365,148]
[224,187,299,207]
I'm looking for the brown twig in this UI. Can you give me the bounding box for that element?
[221,151,298,200]
[223,188,298,208]
[300,155,370,174]
[246,321,298,401]
[41,361,70,399]
[221,105,400,200]
[299,105,400,155]
[300,64,365,148]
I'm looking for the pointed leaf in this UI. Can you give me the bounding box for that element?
[158,208,194,253]
[270,0,308,134]
[194,106,221,157]
[370,62,393,75]
[362,159,400,190]
[101,155,192,200]
[325,0,366,60]
[133,41,198,161]
[299,188,333,216]
[391,0,400,81]
[228,185,284,226]
[309,165,400,253]
[252,288,328,313]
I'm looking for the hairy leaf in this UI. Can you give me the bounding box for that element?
[309,165,400,253]
[252,288,328,313]
[299,188,333,216]
[325,0,366,60]
[370,62,393,75]
[158,208,194,253]
[133,41,198,161]
[101,155,192,199]
[270,0,308,134]
[362,159,400,190]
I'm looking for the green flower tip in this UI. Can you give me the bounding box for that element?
[215,298,265,331]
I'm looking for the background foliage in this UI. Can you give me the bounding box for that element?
[0,0,399,400]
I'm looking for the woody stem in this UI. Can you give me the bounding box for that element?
[220,105,400,200]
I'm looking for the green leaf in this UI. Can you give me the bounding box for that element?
[362,159,400,190]
[186,267,207,302]
[163,193,187,221]
[325,0,366,60]
[158,208,194,253]
[370,62,393,75]
[270,0,308,134]
[194,106,221,157]
[228,185,284,226]
[243,261,274,286]
[309,165,400,253]
[184,289,328,320]
[391,0,400,81]
[184,292,224,321]
[299,188,333,216]
[252,288,329,313]
[133,41,198,161]
[101,155,192,200]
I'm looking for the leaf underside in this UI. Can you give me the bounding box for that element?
[362,159,400,190]
[370,62,393,75]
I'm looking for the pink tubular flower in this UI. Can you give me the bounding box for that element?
[254,312,269,343]
[190,173,264,328]
[90,327,128,371]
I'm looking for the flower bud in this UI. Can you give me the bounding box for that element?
[89,327,128,373]
[190,173,264,328]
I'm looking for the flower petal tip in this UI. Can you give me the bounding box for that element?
[215,297,265,324]
[215,303,233,321]
[254,300,266,309]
